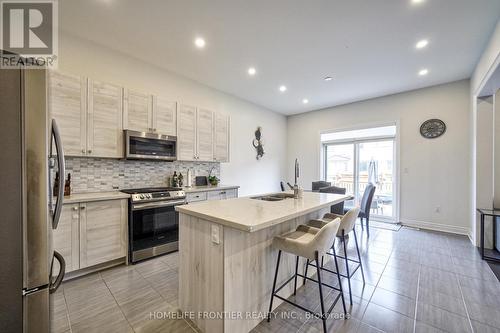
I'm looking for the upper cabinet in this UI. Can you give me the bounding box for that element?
[48,71,87,156]
[196,108,214,161]
[153,96,177,136]
[177,104,197,161]
[49,71,230,162]
[87,80,123,158]
[214,113,230,162]
[123,89,152,133]
[49,71,124,158]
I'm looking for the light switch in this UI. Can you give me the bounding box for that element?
[211,224,220,244]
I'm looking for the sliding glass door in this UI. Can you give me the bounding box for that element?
[322,126,397,223]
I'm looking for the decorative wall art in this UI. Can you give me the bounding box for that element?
[253,127,265,160]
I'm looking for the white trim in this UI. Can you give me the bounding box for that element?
[401,218,471,237]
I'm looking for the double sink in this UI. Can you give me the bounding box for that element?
[250,193,295,201]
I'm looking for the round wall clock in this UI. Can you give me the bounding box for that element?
[420,119,446,139]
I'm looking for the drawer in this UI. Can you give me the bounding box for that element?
[207,189,238,201]
[186,191,207,203]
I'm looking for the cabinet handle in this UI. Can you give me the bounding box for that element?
[72,206,78,211]
[87,149,92,154]
[80,206,85,210]
[82,149,86,154]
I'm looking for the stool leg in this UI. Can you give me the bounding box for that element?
[321,255,324,268]
[332,241,347,316]
[366,217,370,237]
[293,256,299,295]
[267,250,282,322]
[342,230,353,305]
[303,259,309,286]
[353,229,365,285]
[360,217,364,230]
[315,251,327,333]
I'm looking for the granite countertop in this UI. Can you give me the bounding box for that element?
[176,191,352,232]
[182,185,240,193]
[63,191,131,204]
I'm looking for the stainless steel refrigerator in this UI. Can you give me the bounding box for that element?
[0,65,66,332]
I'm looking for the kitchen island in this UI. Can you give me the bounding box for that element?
[176,191,352,333]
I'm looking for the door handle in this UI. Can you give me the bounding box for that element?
[49,251,65,294]
[51,119,65,230]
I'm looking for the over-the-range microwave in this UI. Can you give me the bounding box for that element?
[125,130,177,161]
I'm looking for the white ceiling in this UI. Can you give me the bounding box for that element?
[60,0,500,115]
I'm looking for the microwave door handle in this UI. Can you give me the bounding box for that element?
[51,119,65,230]
[49,250,65,294]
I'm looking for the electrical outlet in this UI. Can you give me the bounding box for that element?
[211,224,220,244]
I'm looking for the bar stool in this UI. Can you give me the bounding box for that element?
[267,219,346,333]
[303,207,365,305]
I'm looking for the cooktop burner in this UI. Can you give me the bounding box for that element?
[120,187,182,194]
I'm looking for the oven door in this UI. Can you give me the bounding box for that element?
[130,199,185,262]
[125,130,177,161]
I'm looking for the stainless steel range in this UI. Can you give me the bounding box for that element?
[121,187,186,263]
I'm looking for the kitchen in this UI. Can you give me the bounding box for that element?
[2,1,500,333]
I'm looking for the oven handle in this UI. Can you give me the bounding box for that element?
[132,199,186,210]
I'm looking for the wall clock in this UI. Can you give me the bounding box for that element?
[420,119,446,139]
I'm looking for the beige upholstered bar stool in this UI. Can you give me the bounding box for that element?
[303,207,365,305]
[267,219,346,333]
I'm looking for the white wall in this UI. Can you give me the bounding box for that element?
[287,80,471,234]
[58,33,287,196]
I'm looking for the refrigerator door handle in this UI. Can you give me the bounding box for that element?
[51,119,65,230]
[49,251,65,294]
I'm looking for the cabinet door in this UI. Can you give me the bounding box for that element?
[153,96,176,136]
[214,113,230,162]
[52,204,80,274]
[48,71,87,156]
[177,104,197,161]
[197,108,214,161]
[79,200,127,268]
[87,80,123,158]
[123,89,152,133]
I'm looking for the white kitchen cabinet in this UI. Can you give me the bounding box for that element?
[186,191,208,203]
[49,71,124,158]
[123,89,152,133]
[79,199,127,268]
[207,188,238,201]
[48,71,87,156]
[214,112,230,162]
[87,80,123,158]
[177,104,197,161]
[153,96,177,136]
[196,108,214,161]
[52,199,127,274]
[52,204,80,274]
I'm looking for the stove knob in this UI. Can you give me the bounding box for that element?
[140,194,145,199]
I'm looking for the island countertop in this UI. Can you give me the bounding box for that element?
[176,191,352,232]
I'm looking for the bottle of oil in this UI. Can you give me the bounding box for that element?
[64,173,71,196]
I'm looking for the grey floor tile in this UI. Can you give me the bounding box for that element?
[465,300,500,329]
[361,302,414,333]
[370,288,415,318]
[460,285,500,308]
[301,317,359,333]
[414,321,447,333]
[471,320,500,333]
[416,302,471,333]
[417,286,466,315]
[377,275,418,299]
[356,322,385,333]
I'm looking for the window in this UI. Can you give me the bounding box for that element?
[322,125,397,222]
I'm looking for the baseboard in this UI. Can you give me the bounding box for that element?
[400,218,471,236]
[61,257,126,281]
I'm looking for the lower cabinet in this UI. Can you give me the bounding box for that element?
[186,188,238,203]
[53,199,127,274]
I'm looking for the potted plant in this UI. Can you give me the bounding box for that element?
[208,175,219,186]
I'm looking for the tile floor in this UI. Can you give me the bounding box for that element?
[51,224,500,333]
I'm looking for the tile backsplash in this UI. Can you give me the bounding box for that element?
[65,157,220,193]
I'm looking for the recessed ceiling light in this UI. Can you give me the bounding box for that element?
[194,37,206,48]
[302,99,309,104]
[416,39,429,49]
[324,76,333,81]
[411,0,425,4]
[247,67,256,76]
[419,69,429,76]
[279,85,287,92]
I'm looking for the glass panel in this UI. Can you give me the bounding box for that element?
[321,125,396,142]
[358,140,394,218]
[132,206,178,251]
[129,137,176,157]
[325,143,355,197]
